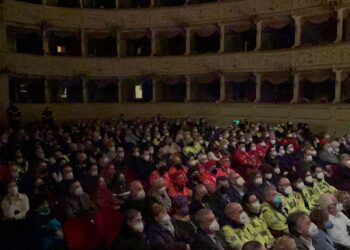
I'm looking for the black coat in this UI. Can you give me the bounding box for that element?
[191,228,234,250]
[112,225,150,250]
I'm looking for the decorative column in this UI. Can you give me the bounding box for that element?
[333,69,343,103]
[115,0,119,9]
[151,29,156,56]
[0,73,10,107]
[292,15,302,47]
[116,31,121,58]
[0,73,9,127]
[291,73,300,103]
[81,29,87,57]
[150,0,155,7]
[79,0,83,8]
[43,28,50,55]
[254,73,261,102]
[152,75,157,102]
[44,77,50,103]
[118,79,122,103]
[42,0,47,5]
[219,73,225,102]
[255,20,262,51]
[82,77,88,103]
[219,23,225,53]
[185,27,191,55]
[336,8,345,43]
[185,75,191,102]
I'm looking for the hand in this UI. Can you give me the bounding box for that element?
[186,244,191,250]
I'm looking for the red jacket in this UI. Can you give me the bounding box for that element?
[149,170,171,189]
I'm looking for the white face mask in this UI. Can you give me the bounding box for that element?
[136,190,146,200]
[306,155,313,162]
[265,173,273,180]
[305,176,313,183]
[74,186,84,196]
[274,168,281,175]
[279,149,285,156]
[144,155,150,161]
[270,139,276,145]
[308,222,319,236]
[239,212,250,225]
[336,203,344,213]
[311,150,317,156]
[287,147,294,153]
[240,147,246,152]
[250,201,261,214]
[260,142,266,147]
[347,160,350,166]
[160,214,171,225]
[251,146,256,151]
[296,182,305,190]
[131,222,144,232]
[255,177,263,185]
[209,219,220,232]
[334,148,340,153]
[236,177,245,187]
[65,172,74,180]
[189,160,197,167]
[158,187,167,194]
[284,186,293,195]
[316,172,324,180]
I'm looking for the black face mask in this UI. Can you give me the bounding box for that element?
[159,167,167,176]
[37,184,47,193]
[219,186,228,195]
[211,168,218,175]
[175,163,182,170]
[202,194,210,203]
[188,142,195,147]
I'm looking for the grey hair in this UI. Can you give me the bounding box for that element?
[195,208,213,224]
[263,185,276,199]
[126,209,140,221]
[317,193,334,209]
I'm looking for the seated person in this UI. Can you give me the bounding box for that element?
[121,180,150,217]
[1,180,29,220]
[191,208,232,250]
[172,195,197,246]
[287,211,318,250]
[318,193,350,249]
[309,208,336,250]
[112,209,150,250]
[222,202,259,249]
[261,186,289,237]
[242,193,275,248]
[63,180,96,219]
[146,203,188,250]
[242,241,267,250]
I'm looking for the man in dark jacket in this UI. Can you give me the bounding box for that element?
[112,209,150,250]
[191,208,234,250]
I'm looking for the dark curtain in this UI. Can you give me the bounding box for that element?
[192,32,220,54]
[261,23,295,50]
[261,81,293,103]
[88,80,118,102]
[302,19,337,45]
[225,29,256,52]
[16,32,43,55]
[49,34,82,56]
[160,81,186,102]
[87,36,117,57]
[119,0,150,8]
[126,36,151,56]
[57,0,80,7]
[9,77,45,104]
[301,79,335,103]
[155,0,185,7]
[228,80,255,102]
[157,36,185,56]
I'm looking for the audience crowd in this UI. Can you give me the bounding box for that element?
[2,111,350,250]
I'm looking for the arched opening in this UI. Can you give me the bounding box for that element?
[300,71,335,103]
[225,73,255,102]
[191,74,220,102]
[261,72,293,103]
[224,23,256,53]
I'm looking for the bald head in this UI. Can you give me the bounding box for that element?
[225,202,243,223]
[130,180,144,199]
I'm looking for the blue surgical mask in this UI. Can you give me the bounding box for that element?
[273,195,282,207]
[325,220,334,230]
